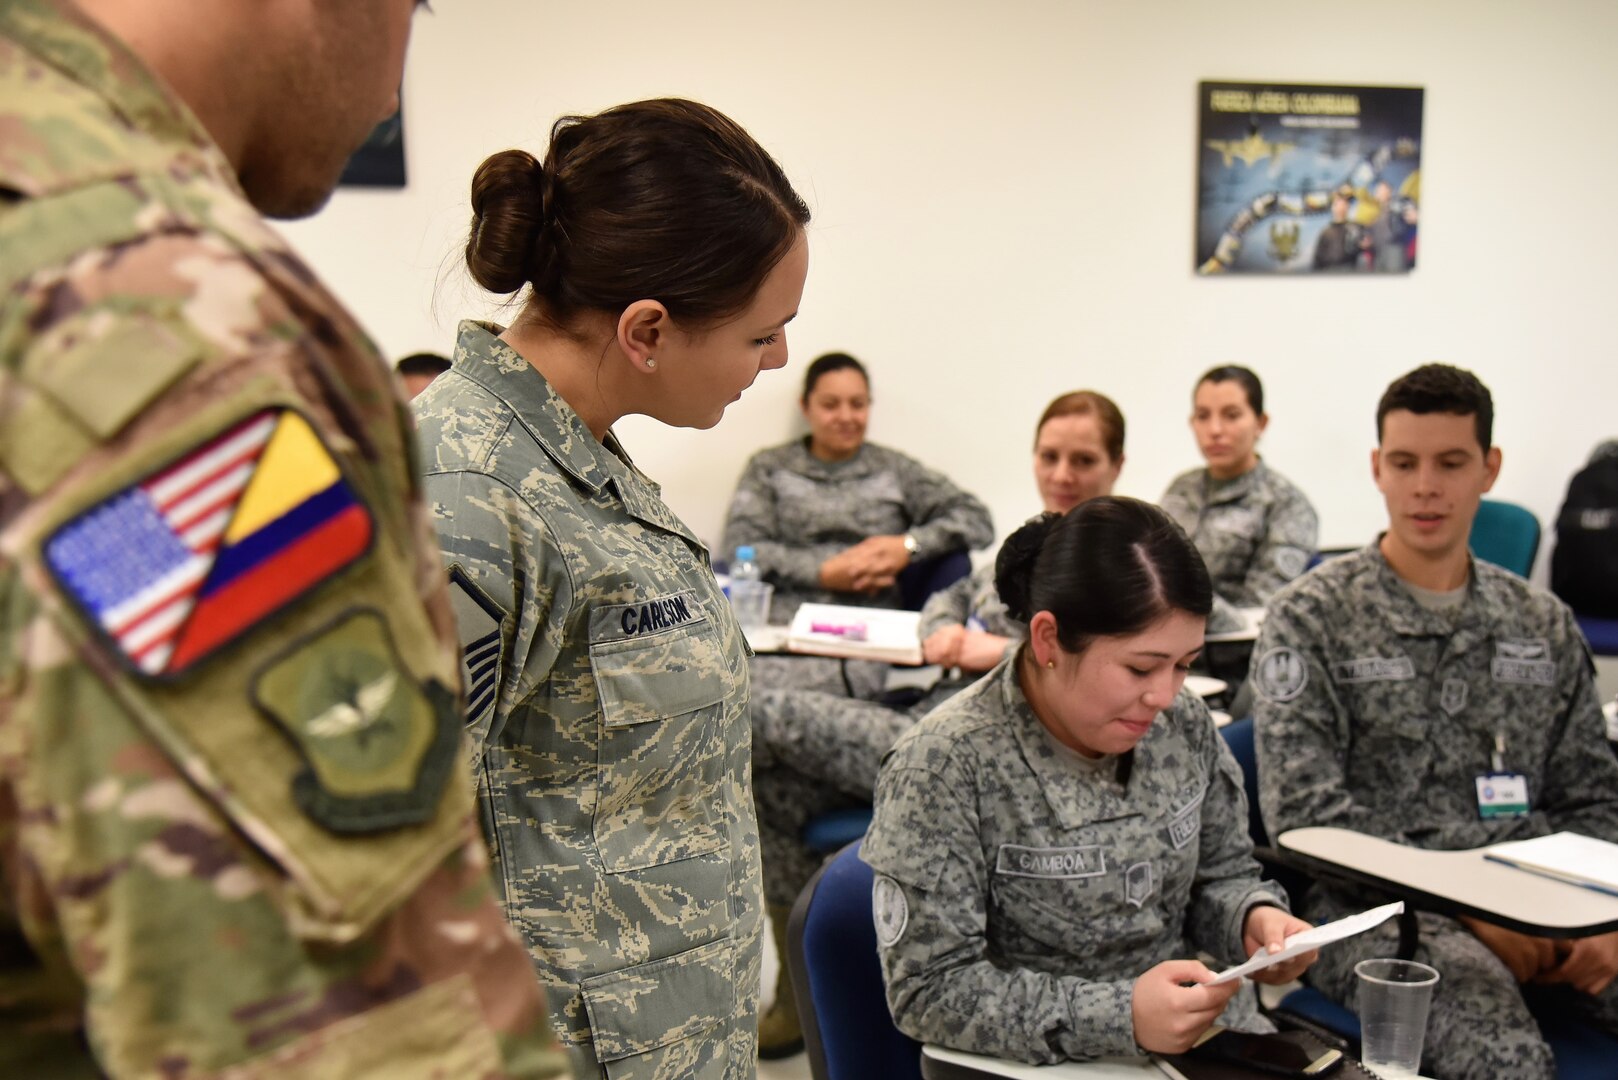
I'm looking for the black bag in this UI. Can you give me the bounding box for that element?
[1551,441,1618,617]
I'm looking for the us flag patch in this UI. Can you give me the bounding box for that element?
[45,409,374,677]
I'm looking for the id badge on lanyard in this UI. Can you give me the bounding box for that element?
[1476,732,1530,819]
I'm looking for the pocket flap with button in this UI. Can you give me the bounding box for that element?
[580,936,736,1063]
[589,595,729,727]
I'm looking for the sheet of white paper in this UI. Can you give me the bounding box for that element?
[1206,900,1404,985]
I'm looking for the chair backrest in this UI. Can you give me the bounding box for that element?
[897,550,972,612]
[1219,716,1314,903]
[1218,716,1268,848]
[1469,499,1541,578]
[787,840,922,1080]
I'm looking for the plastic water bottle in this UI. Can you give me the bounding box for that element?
[730,546,760,589]
[729,546,768,630]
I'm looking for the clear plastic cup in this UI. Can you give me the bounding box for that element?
[729,581,773,631]
[1355,958,1439,1079]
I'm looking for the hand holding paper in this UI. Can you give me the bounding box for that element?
[1240,905,1319,985]
[1209,901,1405,985]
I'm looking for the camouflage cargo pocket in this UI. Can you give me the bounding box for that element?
[588,617,730,873]
[580,935,736,1080]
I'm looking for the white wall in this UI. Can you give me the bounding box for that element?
[283,0,1618,572]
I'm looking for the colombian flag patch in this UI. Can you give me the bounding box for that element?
[45,409,374,677]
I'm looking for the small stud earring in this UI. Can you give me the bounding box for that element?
[646,357,657,370]
[1046,660,1055,670]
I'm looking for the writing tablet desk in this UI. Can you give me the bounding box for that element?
[920,1043,1422,1080]
[1276,826,1618,942]
[921,1046,1158,1080]
[744,621,1223,705]
[1204,607,1265,644]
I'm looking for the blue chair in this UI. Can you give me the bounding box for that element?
[1576,614,1618,657]
[1219,717,1356,1038]
[803,807,875,855]
[1470,499,1541,578]
[1221,718,1618,1076]
[787,840,922,1080]
[897,550,972,612]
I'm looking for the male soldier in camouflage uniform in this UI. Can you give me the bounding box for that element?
[0,2,565,1075]
[865,663,1294,1063]
[1255,364,1618,1080]
[1160,458,1319,630]
[417,322,763,1078]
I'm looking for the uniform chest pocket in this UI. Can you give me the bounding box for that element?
[1213,506,1264,541]
[1348,713,1434,799]
[589,601,733,874]
[1205,507,1263,578]
[989,829,1167,954]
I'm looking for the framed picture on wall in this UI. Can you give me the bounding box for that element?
[341,101,407,189]
[1195,81,1423,275]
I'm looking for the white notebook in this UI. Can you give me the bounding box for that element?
[1483,832,1618,897]
[786,603,923,665]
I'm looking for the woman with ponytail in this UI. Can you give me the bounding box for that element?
[865,497,1318,1065]
[414,99,810,1077]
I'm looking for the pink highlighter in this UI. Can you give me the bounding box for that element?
[810,621,868,642]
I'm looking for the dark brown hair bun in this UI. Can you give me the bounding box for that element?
[462,99,811,328]
[466,149,549,295]
[994,498,1213,655]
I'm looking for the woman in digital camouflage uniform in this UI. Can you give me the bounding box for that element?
[1160,365,1319,630]
[865,498,1318,1064]
[751,390,1127,1057]
[415,100,809,1080]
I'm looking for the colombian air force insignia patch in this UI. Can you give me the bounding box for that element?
[1254,647,1309,702]
[873,874,909,947]
[252,610,459,833]
[44,410,373,677]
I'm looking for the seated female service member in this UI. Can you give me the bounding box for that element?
[751,390,1125,1057]
[920,390,1126,672]
[721,352,993,623]
[1160,365,1318,627]
[414,100,810,1078]
[865,499,1316,1064]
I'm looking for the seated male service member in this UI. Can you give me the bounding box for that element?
[1255,364,1618,1080]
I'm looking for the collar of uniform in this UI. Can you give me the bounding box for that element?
[448,321,702,550]
[1362,537,1494,639]
[451,320,612,495]
[1202,459,1265,506]
[994,658,1135,828]
[788,436,873,479]
[3,0,225,169]
[608,442,703,550]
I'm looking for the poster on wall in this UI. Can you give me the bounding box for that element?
[1195,81,1423,275]
[341,103,407,188]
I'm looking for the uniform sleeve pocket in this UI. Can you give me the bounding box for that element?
[581,936,736,1077]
